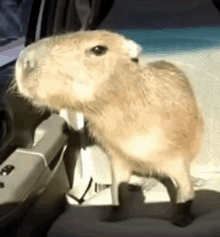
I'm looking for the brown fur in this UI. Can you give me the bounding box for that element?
[12,30,203,226]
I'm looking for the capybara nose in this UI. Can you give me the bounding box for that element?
[16,38,50,76]
[17,47,38,75]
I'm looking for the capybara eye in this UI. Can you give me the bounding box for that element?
[90,45,108,56]
[131,58,139,63]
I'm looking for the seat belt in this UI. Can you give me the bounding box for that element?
[57,0,115,191]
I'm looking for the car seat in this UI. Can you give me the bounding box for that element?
[1,1,220,237]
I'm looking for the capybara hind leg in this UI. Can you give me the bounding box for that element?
[163,157,195,227]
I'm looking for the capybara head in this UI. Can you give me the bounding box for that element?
[13,30,143,112]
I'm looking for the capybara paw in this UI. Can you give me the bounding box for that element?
[171,213,194,227]
[102,210,128,223]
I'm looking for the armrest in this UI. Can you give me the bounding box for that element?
[0,114,68,218]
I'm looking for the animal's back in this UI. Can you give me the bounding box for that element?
[147,60,203,163]
[87,59,203,176]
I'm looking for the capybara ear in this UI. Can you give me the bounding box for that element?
[123,39,142,59]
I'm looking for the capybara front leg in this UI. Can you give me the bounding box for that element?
[104,155,132,222]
